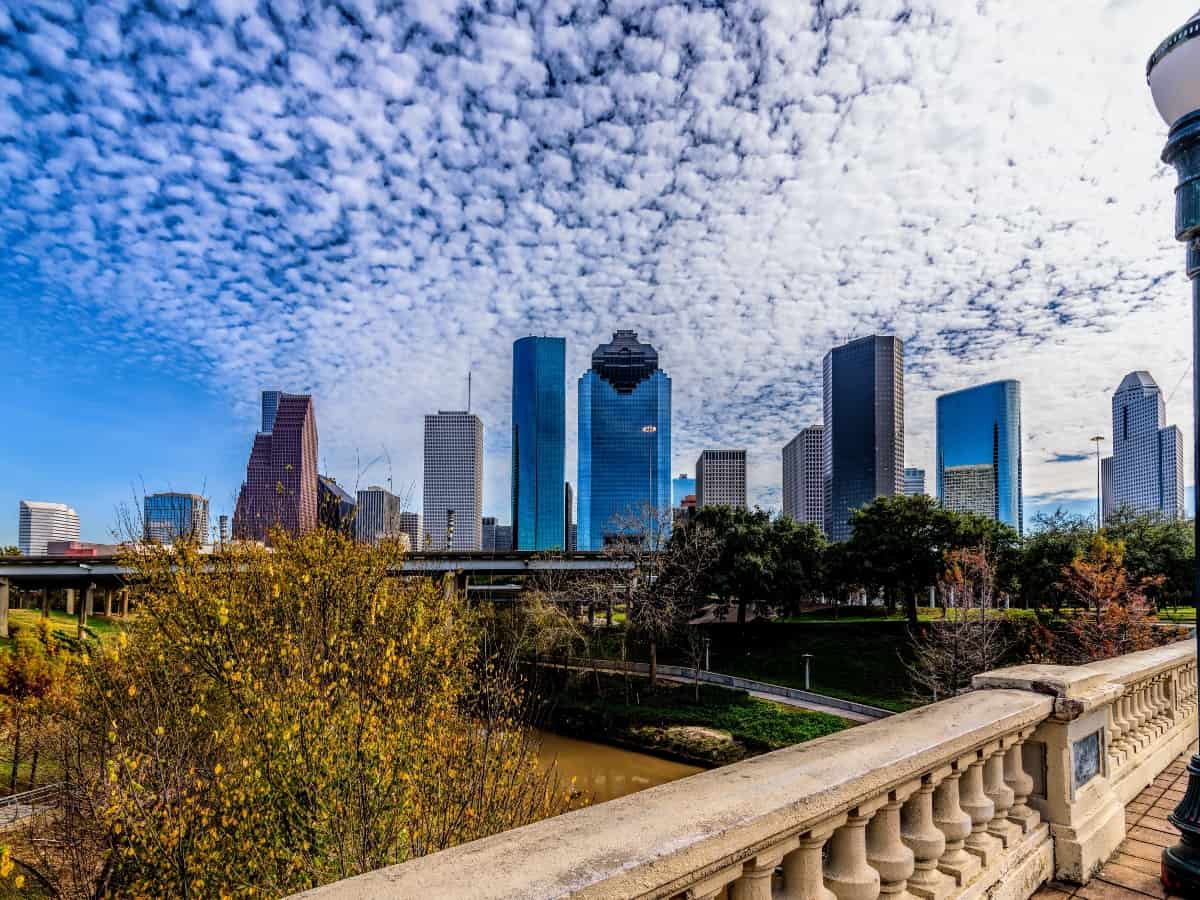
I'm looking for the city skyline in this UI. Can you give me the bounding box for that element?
[3,4,1196,547]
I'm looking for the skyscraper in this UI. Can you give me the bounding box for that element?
[696,450,748,509]
[782,426,824,528]
[260,390,282,433]
[398,512,421,552]
[578,331,672,550]
[672,474,696,509]
[494,525,513,552]
[18,500,80,556]
[317,476,356,535]
[902,468,927,497]
[482,516,498,552]
[935,380,1022,533]
[1110,371,1186,519]
[512,337,566,550]
[564,482,575,552]
[355,486,403,546]
[822,336,904,542]
[143,492,209,544]
[423,410,484,551]
[233,393,319,543]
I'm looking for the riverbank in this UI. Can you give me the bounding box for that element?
[541,671,851,767]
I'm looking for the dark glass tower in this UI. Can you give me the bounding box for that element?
[578,331,672,550]
[512,336,566,550]
[822,336,904,541]
[935,380,1023,534]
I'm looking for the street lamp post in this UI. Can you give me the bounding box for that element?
[1148,12,1200,891]
[1091,435,1105,529]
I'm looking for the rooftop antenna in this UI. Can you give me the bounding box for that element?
[467,370,472,412]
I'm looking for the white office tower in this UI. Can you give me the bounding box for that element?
[355,486,404,546]
[782,426,824,528]
[695,449,748,509]
[423,411,484,551]
[1111,372,1186,519]
[18,500,81,556]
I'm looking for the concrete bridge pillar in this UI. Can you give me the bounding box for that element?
[103,589,113,617]
[40,589,49,618]
[0,578,9,640]
[84,585,94,617]
[120,589,129,617]
[65,588,74,616]
[78,583,93,639]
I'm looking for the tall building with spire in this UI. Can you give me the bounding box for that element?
[578,331,671,550]
[822,336,904,542]
[1110,371,1185,519]
[233,393,318,542]
[511,336,566,550]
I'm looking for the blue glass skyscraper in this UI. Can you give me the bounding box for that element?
[512,336,566,550]
[935,380,1023,534]
[578,331,672,550]
[672,475,695,508]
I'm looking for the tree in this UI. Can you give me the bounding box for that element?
[844,495,955,626]
[604,506,718,684]
[950,513,1022,600]
[0,620,74,792]
[1017,510,1094,612]
[764,516,826,615]
[0,547,18,557]
[1053,534,1163,663]
[690,506,774,623]
[1102,509,1194,611]
[32,530,573,897]
[907,548,1009,701]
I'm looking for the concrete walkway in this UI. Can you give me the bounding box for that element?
[1034,745,1197,899]
[649,671,879,723]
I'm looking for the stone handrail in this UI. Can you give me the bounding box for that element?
[294,642,1198,900]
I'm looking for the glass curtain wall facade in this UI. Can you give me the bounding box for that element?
[144,492,209,544]
[578,331,672,550]
[822,336,904,542]
[672,475,695,508]
[511,337,566,550]
[935,380,1023,534]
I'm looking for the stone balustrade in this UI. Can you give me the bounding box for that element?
[295,642,1198,900]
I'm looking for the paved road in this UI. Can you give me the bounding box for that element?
[648,671,879,723]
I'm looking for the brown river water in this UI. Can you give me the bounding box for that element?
[535,729,703,804]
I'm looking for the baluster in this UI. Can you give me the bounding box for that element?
[1132,681,1152,746]
[932,763,979,885]
[959,750,1001,867]
[902,774,954,900]
[731,841,795,900]
[1106,702,1123,771]
[1153,675,1170,731]
[688,863,743,900]
[1004,733,1040,833]
[825,802,882,900]
[984,741,1019,849]
[867,787,916,897]
[1111,693,1134,761]
[781,823,841,900]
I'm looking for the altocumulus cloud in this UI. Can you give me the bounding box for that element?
[0,0,1195,515]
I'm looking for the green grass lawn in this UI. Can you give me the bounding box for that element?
[698,623,919,712]
[5,608,124,649]
[545,672,850,765]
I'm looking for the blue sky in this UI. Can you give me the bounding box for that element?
[1,0,1197,545]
